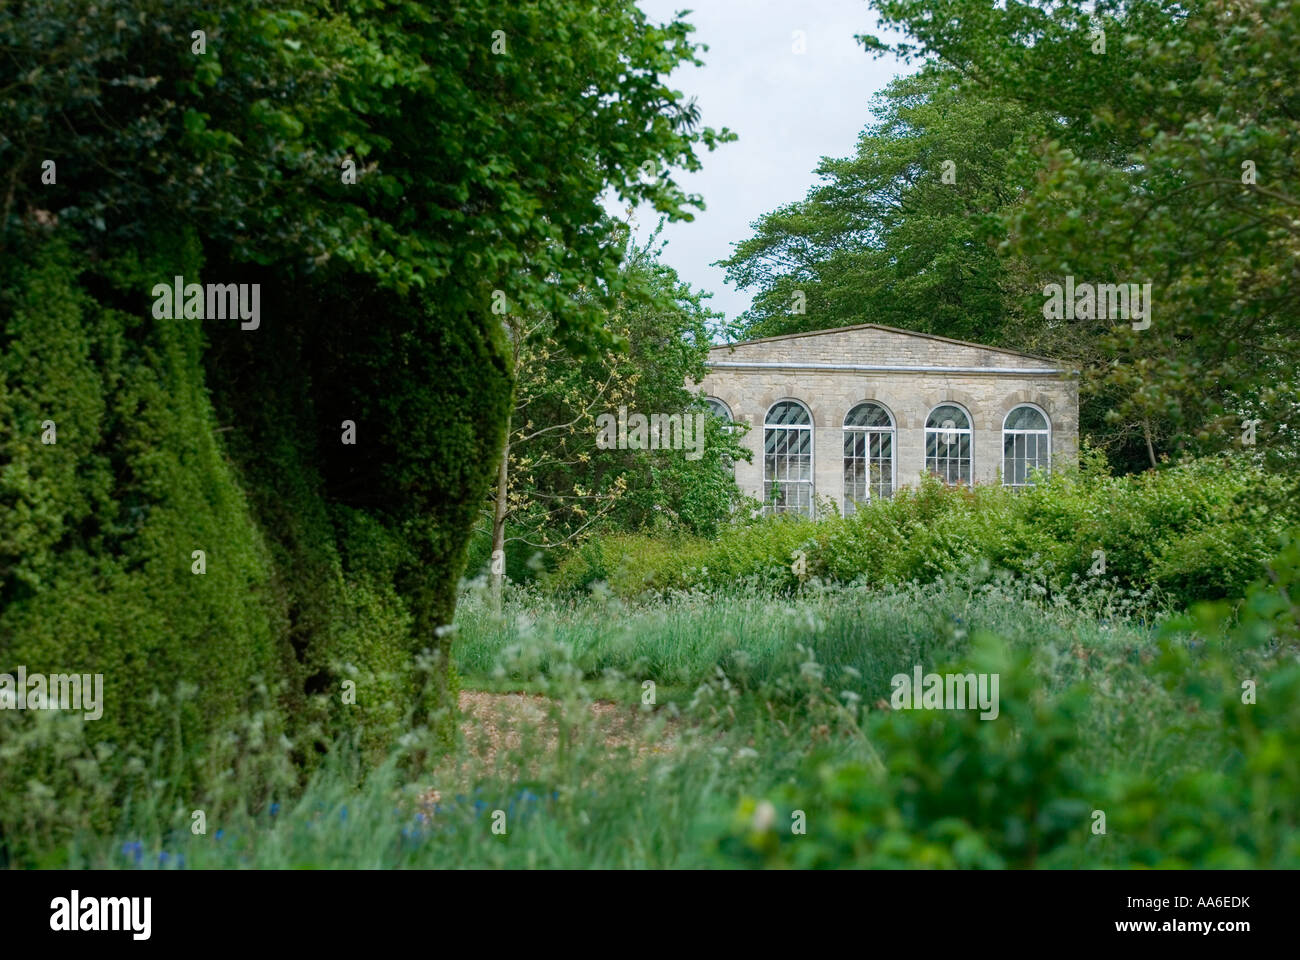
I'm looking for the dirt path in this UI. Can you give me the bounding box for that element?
[456,690,675,765]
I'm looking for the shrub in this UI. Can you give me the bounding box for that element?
[548,457,1297,608]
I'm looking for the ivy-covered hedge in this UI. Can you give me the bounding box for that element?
[548,453,1298,609]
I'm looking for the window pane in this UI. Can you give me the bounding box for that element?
[1005,405,1047,430]
[926,404,970,430]
[765,411,814,517]
[845,402,892,428]
[767,401,811,426]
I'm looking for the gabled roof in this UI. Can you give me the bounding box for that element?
[708,321,1061,366]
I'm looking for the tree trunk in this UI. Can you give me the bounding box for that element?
[490,433,509,608]
[1142,417,1158,470]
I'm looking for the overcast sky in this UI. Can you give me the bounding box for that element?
[608,1,913,325]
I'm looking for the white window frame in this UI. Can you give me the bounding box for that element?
[764,399,814,517]
[843,401,896,513]
[1002,404,1051,487]
[925,402,974,487]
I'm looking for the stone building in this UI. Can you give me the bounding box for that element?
[693,323,1078,516]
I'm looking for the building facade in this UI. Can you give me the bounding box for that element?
[694,323,1079,516]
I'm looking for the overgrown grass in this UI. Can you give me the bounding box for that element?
[47,552,1300,869]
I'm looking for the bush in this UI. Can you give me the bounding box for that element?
[0,233,487,863]
[548,456,1297,609]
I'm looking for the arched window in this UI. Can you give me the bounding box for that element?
[764,400,813,516]
[704,397,736,473]
[843,402,895,513]
[1003,405,1050,486]
[704,397,733,424]
[925,403,973,486]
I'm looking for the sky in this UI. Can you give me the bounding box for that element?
[607,0,913,325]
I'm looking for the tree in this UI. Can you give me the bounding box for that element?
[866,0,1300,470]
[483,224,749,598]
[717,69,1039,346]
[487,292,635,602]
[0,0,735,843]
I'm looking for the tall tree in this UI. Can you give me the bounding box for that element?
[867,0,1300,470]
[717,69,1039,346]
[484,224,749,596]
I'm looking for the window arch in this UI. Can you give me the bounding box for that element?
[704,397,733,424]
[843,401,895,512]
[1003,404,1050,486]
[925,403,973,486]
[704,397,736,474]
[764,400,813,516]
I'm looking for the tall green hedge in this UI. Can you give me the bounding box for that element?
[0,231,510,864]
[0,239,288,860]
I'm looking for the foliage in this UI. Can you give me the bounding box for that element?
[546,454,1297,609]
[864,0,1300,470]
[717,69,1037,348]
[473,228,751,583]
[41,545,1300,868]
[0,0,728,858]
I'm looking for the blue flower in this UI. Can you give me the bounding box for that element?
[120,841,143,865]
[215,829,224,841]
[339,806,348,822]
[270,802,280,816]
